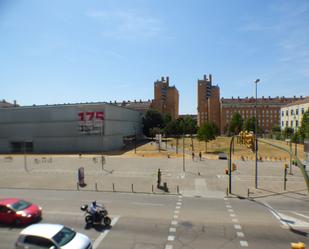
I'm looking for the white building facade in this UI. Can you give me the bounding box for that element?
[280,97,309,131]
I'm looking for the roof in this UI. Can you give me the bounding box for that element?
[20,223,64,238]
[283,96,309,107]
[221,96,300,107]
[0,198,20,206]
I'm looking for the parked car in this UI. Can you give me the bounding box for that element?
[15,223,92,249]
[218,152,228,160]
[0,198,42,226]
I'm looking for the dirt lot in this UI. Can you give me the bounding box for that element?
[124,136,305,161]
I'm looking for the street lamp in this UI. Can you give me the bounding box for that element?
[254,78,260,189]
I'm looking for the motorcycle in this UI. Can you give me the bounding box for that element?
[80,203,111,227]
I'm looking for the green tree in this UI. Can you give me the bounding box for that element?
[299,110,309,141]
[197,122,216,153]
[142,110,164,137]
[229,113,243,135]
[271,125,282,140]
[243,117,256,132]
[282,127,294,139]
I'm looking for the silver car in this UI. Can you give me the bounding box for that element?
[15,223,92,249]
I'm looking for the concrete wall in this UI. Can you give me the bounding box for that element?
[0,103,142,153]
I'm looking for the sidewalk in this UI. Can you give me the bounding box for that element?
[0,154,308,199]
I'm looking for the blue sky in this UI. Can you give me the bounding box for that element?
[1,0,308,114]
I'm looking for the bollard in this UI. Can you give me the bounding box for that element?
[112,183,115,192]
[152,185,154,193]
[95,182,98,191]
[226,188,228,197]
[177,185,179,194]
[77,182,79,191]
[247,188,250,198]
[131,183,134,193]
[291,242,306,249]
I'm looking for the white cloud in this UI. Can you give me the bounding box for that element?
[86,10,163,39]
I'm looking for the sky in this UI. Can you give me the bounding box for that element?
[0,0,309,114]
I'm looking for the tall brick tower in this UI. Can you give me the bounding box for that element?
[151,76,179,119]
[197,74,220,128]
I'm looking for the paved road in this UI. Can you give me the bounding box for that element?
[1,189,309,249]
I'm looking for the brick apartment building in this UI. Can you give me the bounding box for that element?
[197,74,221,128]
[220,96,299,134]
[151,76,179,119]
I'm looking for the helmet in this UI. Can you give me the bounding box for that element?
[92,201,97,206]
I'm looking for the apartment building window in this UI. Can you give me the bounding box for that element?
[282,111,284,117]
[286,121,288,126]
[302,108,305,114]
[286,110,288,116]
[282,121,284,126]
[296,120,299,127]
[291,109,294,115]
[296,109,299,115]
[291,121,293,126]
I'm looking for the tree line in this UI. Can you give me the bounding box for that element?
[226,111,309,143]
[142,110,219,152]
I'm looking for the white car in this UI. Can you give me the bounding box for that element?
[15,223,92,249]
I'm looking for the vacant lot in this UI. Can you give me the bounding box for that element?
[125,136,305,161]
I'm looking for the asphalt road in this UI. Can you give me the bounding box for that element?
[0,189,309,249]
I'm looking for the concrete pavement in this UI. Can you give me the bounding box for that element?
[0,154,308,199]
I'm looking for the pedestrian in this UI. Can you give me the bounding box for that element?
[157,168,161,188]
[199,151,202,161]
[192,152,195,161]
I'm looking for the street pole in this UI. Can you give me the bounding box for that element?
[101,121,104,171]
[254,79,260,189]
[182,134,185,172]
[24,141,28,172]
[228,136,235,194]
[289,139,292,175]
[134,127,137,154]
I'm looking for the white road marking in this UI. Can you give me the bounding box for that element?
[230,214,236,217]
[167,235,175,241]
[292,211,309,220]
[173,215,178,219]
[165,245,173,249]
[232,219,239,223]
[93,216,120,249]
[174,210,179,214]
[131,202,164,206]
[171,220,178,225]
[234,224,242,230]
[178,195,183,198]
[228,209,234,213]
[240,241,248,247]
[176,206,181,209]
[176,202,182,205]
[237,232,244,237]
[169,227,176,233]
[263,201,309,228]
[226,205,232,208]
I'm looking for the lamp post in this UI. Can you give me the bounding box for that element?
[254,78,260,189]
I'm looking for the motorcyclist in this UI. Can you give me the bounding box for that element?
[90,201,99,220]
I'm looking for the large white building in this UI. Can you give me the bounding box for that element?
[0,102,142,153]
[280,97,309,131]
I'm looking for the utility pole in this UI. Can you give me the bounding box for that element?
[182,135,185,172]
[254,78,260,189]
